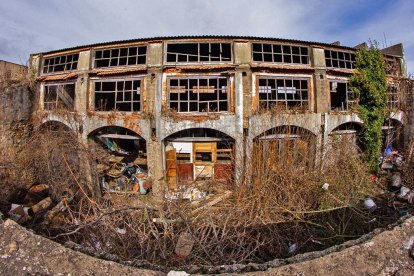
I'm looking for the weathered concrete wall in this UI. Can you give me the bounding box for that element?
[0,60,27,82]
[0,85,34,147]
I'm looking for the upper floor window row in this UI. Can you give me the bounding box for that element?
[252,43,310,64]
[94,45,147,68]
[325,50,355,69]
[43,53,79,74]
[166,43,232,63]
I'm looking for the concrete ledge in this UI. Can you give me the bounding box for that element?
[1,217,414,275]
[0,219,165,276]
[242,216,414,275]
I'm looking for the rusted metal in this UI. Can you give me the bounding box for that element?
[164,64,236,73]
[90,66,147,76]
[37,72,78,81]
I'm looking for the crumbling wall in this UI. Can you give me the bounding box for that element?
[0,85,34,147]
[403,80,414,153]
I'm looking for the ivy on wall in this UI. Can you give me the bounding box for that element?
[349,45,387,169]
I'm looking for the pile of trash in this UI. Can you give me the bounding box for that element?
[378,145,404,172]
[101,162,151,195]
[363,146,412,214]
[165,186,207,201]
[8,184,71,225]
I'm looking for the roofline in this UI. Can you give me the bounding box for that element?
[32,35,360,56]
[0,59,28,67]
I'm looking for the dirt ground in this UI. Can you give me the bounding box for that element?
[1,217,414,275]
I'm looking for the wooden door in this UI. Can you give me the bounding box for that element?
[165,148,178,190]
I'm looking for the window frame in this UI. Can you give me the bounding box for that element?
[324,49,356,69]
[386,83,399,110]
[93,45,147,69]
[328,79,358,111]
[167,75,231,113]
[42,53,79,75]
[256,75,310,111]
[43,81,76,111]
[92,77,143,112]
[252,42,310,65]
[164,42,233,64]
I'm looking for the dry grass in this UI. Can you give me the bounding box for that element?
[0,125,392,270]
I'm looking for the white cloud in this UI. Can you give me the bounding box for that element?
[0,0,412,74]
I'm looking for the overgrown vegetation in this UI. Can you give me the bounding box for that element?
[2,125,400,273]
[350,44,388,169]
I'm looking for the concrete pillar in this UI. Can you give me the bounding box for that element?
[234,71,244,184]
[311,47,330,113]
[76,50,91,114]
[28,54,41,78]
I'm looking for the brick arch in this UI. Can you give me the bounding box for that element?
[87,125,146,141]
[253,124,317,141]
[40,114,79,133]
[38,119,75,133]
[163,127,236,142]
[326,117,364,134]
[329,121,363,134]
[84,119,150,142]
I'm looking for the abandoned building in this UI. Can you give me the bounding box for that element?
[28,36,408,195]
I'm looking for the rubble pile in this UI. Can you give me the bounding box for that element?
[363,146,413,215]
[101,162,151,195]
[8,184,72,225]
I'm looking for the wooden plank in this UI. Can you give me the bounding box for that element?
[178,163,194,184]
[166,149,178,190]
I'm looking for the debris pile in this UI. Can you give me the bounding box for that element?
[7,184,71,225]
[100,157,152,195]
[378,145,404,172]
[364,146,413,215]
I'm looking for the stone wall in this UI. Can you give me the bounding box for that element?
[0,85,34,148]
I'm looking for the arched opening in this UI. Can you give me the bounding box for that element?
[39,120,73,133]
[382,118,404,152]
[253,125,316,169]
[88,126,149,194]
[163,128,234,189]
[329,122,362,153]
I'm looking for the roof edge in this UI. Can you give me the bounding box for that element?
[32,35,360,56]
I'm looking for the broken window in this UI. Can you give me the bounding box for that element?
[94,79,141,112]
[166,43,232,63]
[384,56,400,75]
[168,76,229,112]
[94,45,147,68]
[42,53,79,74]
[325,50,355,69]
[387,84,399,110]
[252,43,309,64]
[258,77,309,111]
[329,81,357,111]
[43,82,75,110]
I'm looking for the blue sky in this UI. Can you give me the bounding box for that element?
[0,0,413,75]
